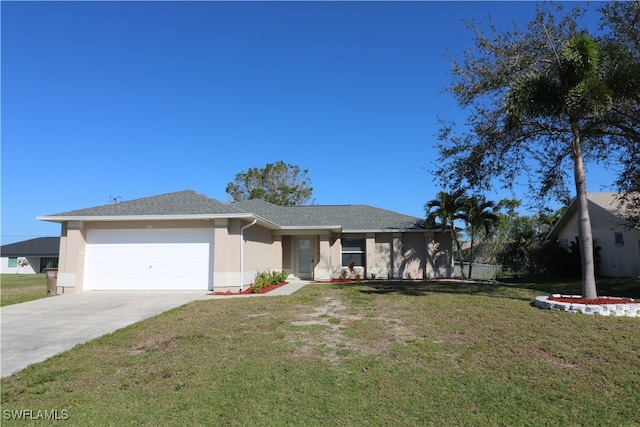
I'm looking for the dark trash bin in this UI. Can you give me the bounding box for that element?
[45,268,58,295]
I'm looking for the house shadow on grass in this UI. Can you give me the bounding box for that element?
[333,280,508,299]
[330,276,640,301]
[499,276,640,300]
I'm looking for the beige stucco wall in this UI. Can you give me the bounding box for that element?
[316,233,332,280]
[57,221,87,292]
[329,231,453,280]
[426,231,454,278]
[282,235,292,274]
[402,233,426,279]
[373,233,392,278]
[557,203,640,278]
[243,222,277,286]
[329,234,342,277]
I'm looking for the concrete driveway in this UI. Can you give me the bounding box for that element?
[0,291,205,378]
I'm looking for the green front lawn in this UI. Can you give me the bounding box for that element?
[1,274,52,307]
[1,278,639,425]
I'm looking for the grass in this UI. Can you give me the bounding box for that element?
[1,278,639,425]
[1,274,52,307]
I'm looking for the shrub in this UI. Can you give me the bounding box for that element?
[251,270,288,293]
[348,261,356,274]
[276,270,289,282]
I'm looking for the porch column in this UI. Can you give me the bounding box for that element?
[366,233,375,278]
[271,235,283,271]
[315,234,331,280]
[392,232,403,279]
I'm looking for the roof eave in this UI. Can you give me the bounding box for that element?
[275,225,342,233]
[1,253,59,257]
[36,213,286,231]
[342,228,435,233]
[36,213,256,223]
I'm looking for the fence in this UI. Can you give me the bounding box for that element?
[453,263,500,280]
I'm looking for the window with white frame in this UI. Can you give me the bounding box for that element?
[8,257,18,268]
[614,232,624,246]
[559,239,569,251]
[341,237,366,267]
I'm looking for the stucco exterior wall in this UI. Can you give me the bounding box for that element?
[243,223,276,286]
[271,235,283,273]
[329,234,342,277]
[213,219,239,290]
[402,233,426,279]
[556,203,640,278]
[426,231,454,278]
[315,233,332,280]
[372,234,392,278]
[57,221,87,291]
[282,236,292,274]
[328,231,452,280]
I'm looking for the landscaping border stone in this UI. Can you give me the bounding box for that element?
[534,295,640,317]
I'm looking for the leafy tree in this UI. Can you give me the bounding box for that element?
[598,1,640,223]
[226,161,313,206]
[425,190,467,277]
[434,4,640,299]
[500,215,545,276]
[457,195,499,279]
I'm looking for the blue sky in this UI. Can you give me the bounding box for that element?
[2,1,608,244]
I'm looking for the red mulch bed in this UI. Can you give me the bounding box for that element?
[212,281,289,296]
[548,296,638,305]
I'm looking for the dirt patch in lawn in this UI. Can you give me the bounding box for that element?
[288,296,418,364]
[127,334,177,356]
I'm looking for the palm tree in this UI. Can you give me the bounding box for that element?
[457,196,500,279]
[505,34,616,299]
[425,190,467,278]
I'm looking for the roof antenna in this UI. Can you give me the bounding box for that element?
[110,196,122,204]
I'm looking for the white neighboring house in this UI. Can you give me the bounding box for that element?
[547,193,640,278]
[0,237,60,274]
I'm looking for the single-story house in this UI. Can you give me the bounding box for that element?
[547,192,640,278]
[0,237,60,274]
[37,190,454,292]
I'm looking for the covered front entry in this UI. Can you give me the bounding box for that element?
[83,229,214,291]
[294,236,316,280]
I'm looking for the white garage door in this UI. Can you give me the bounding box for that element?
[84,229,213,291]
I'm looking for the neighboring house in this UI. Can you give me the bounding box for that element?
[0,237,60,274]
[37,190,454,293]
[547,192,640,278]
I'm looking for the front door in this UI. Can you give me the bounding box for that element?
[296,237,315,280]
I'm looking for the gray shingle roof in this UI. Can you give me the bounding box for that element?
[234,199,426,231]
[289,205,426,230]
[46,190,243,217]
[1,237,60,257]
[233,199,336,227]
[41,190,428,231]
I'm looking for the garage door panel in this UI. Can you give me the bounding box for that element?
[84,229,213,291]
